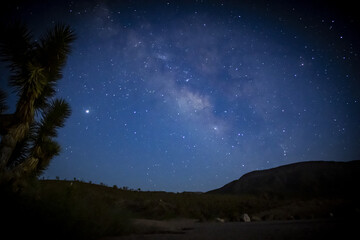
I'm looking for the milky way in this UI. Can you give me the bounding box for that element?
[1,0,359,191]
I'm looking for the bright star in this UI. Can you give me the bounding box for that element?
[85,109,90,114]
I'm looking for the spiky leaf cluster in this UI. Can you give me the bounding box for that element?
[0,22,74,184]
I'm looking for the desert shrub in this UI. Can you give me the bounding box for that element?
[1,180,133,240]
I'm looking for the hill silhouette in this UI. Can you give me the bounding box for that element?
[208,160,360,199]
[2,161,360,239]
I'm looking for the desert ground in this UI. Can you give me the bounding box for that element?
[103,218,358,240]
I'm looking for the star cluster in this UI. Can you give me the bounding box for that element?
[1,0,359,192]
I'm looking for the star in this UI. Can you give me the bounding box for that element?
[2,0,357,193]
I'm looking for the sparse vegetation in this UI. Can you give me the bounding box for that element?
[1,180,133,240]
[2,178,357,239]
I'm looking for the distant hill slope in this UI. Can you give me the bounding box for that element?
[208,160,360,198]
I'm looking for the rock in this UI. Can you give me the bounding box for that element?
[251,215,261,222]
[240,213,251,222]
[215,217,225,223]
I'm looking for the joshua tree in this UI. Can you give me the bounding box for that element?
[0,22,75,187]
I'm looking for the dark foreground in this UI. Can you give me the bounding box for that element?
[103,219,359,240]
[2,179,359,239]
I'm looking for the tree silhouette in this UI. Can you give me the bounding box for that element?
[0,22,75,187]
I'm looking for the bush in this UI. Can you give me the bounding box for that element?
[1,180,133,240]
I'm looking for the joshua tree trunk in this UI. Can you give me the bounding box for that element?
[0,95,36,167]
[0,114,15,135]
[0,124,28,170]
[0,96,35,173]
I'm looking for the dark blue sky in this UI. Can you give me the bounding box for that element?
[1,0,359,192]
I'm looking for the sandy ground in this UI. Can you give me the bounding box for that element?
[102,218,359,240]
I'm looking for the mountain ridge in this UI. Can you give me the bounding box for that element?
[208,160,360,199]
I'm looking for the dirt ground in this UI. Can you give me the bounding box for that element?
[102,218,359,240]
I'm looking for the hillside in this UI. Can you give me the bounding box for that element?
[2,161,360,239]
[208,160,360,199]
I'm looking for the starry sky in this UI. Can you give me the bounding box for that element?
[1,0,359,192]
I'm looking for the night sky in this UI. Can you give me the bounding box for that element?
[1,0,359,192]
